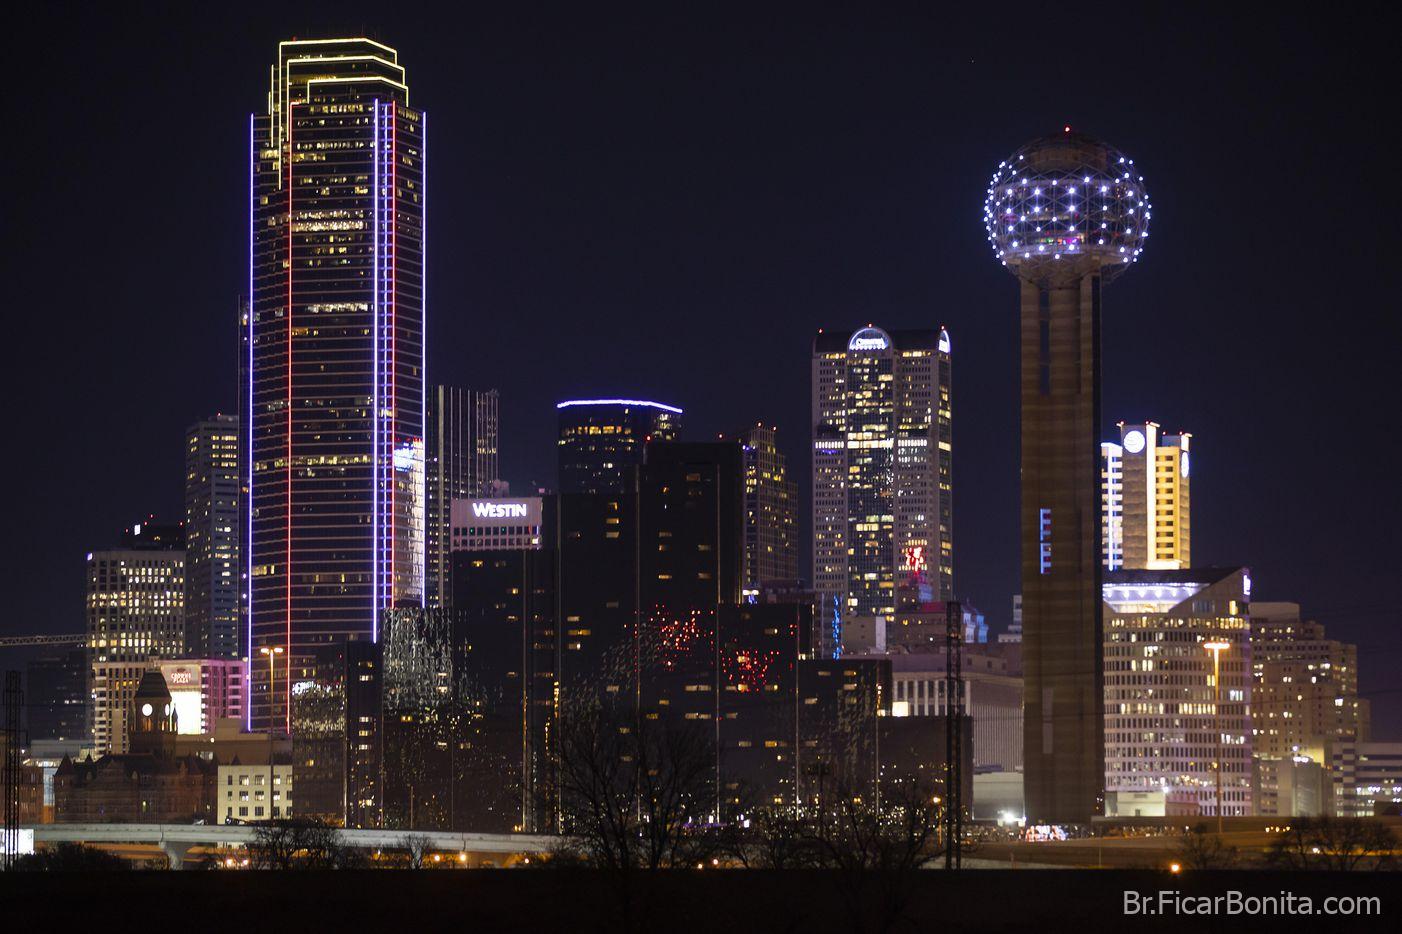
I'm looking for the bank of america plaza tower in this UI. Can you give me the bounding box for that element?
[248,39,425,731]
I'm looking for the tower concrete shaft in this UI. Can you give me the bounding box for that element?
[1020,275,1104,824]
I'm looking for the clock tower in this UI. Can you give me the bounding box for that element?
[129,669,178,757]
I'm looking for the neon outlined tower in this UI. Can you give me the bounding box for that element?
[982,129,1151,823]
[249,39,426,732]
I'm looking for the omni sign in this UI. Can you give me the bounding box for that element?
[471,501,530,519]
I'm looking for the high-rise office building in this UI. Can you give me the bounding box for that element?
[185,415,242,658]
[1102,567,1253,818]
[1101,421,1190,570]
[1252,603,1370,761]
[452,492,630,834]
[87,522,186,753]
[737,425,798,593]
[640,441,745,619]
[154,658,248,735]
[25,650,88,743]
[638,442,746,806]
[811,326,953,649]
[556,399,680,495]
[425,387,499,606]
[982,130,1152,822]
[288,640,383,827]
[249,38,426,732]
[380,606,467,831]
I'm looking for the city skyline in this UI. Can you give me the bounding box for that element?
[6,7,1400,740]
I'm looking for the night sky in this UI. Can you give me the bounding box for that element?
[7,7,1399,734]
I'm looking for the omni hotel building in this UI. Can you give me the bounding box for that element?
[1101,421,1190,570]
[811,326,952,655]
[248,39,426,732]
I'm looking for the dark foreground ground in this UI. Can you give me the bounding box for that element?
[0,869,1393,932]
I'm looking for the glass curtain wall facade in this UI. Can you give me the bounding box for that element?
[185,415,242,659]
[425,386,499,607]
[250,38,426,732]
[737,426,799,593]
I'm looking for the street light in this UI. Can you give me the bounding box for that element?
[259,646,285,724]
[259,646,284,820]
[1203,640,1231,836]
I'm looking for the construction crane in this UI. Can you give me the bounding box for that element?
[0,633,85,648]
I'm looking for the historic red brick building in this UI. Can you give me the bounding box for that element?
[53,670,216,823]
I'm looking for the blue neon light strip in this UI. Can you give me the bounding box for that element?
[372,101,381,643]
[556,398,683,414]
[246,113,254,730]
[419,110,427,610]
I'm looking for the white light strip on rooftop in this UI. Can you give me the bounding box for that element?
[556,399,682,414]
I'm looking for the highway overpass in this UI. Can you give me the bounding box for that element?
[26,823,558,869]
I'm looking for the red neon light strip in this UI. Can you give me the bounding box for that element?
[390,104,397,608]
[286,104,294,733]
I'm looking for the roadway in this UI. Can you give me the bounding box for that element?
[26,823,558,868]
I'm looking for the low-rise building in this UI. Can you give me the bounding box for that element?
[54,670,215,823]
[1255,755,1326,817]
[878,648,1023,774]
[217,761,293,823]
[1331,741,1402,817]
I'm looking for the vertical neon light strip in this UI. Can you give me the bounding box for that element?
[246,113,255,730]
[285,103,294,733]
[1142,425,1154,565]
[389,103,398,619]
[420,112,427,608]
[371,101,380,643]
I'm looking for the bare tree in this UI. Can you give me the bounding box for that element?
[399,833,433,869]
[247,818,350,869]
[555,695,719,933]
[1175,823,1239,869]
[732,805,818,869]
[1266,816,1396,871]
[805,777,943,934]
[10,843,130,871]
[557,698,717,870]
[247,820,301,870]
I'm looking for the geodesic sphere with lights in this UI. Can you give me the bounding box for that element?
[982,131,1150,287]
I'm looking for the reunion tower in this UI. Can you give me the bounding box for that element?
[982,129,1151,823]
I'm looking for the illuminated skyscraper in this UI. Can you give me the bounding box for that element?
[983,130,1151,822]
[1102,567,1253,818]
[185,415,242,658]
[811,326,952,654]
[1251,602,1370,762]
[737,425,798,593]
[556,399,680,495]
[86,522,186,753]
[1101,421,1190,570]
[249,38,426,732]
[425,386,499,606]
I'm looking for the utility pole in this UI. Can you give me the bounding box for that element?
[1204,640,1230,837]
[259,646,283,823]
[2,672,22,870]
[944,601,963,870]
